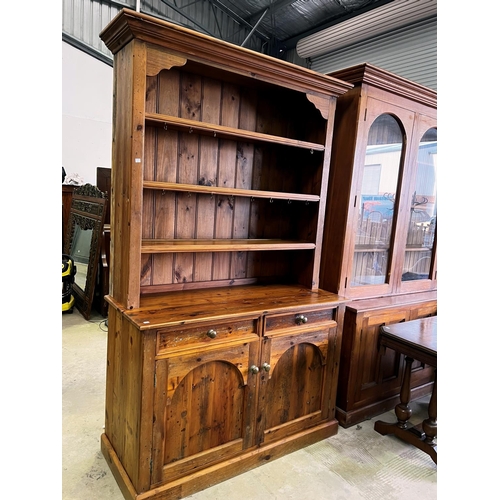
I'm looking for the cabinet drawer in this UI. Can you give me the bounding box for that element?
[157,318,259,355]
[265,308,335,333]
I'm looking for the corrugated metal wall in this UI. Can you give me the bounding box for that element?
[62,0,265,65]
[62,0,126,63]
[309,16,437,90]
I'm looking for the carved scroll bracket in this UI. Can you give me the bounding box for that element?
[306,94,331,120]
[147,46,187,77]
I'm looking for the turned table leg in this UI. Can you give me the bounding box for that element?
[422,369,437,445]
[374,355,414,435]
[395,356,414,429]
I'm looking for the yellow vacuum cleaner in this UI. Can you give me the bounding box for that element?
[62,254,76,313]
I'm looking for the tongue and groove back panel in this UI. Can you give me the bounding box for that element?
[140,66,327,294]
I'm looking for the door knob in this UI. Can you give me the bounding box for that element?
[295,314,308,324]
[206,329,217,339]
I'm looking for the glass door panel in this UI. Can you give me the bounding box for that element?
[402,127,437,281]
[351,114,403,287]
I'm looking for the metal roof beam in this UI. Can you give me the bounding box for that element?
[207,0,270,41]
[241,8,269,47]
[158,0,217,36]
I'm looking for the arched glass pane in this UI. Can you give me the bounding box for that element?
[351,114,403,287]
[402,127,437,281]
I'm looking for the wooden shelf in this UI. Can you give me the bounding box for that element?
[142,181,320,203]
[354,246,432,253]
[145,113,326,152]
[404,246,433,252]
[141,239,316,253]
[353,246,389,252]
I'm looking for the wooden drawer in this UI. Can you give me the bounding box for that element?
[265,308,335,333]
[157,318,259,355]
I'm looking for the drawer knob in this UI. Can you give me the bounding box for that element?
[206,329,217,339]
[250,365,260,374]
[295,314,308,324]
[261,362,271,372]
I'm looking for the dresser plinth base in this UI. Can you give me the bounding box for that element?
[101,420,338,500]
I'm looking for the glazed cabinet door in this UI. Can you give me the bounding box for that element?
[150,318,261,486]
[398,113,437,293]
[344,98,416,299]
[257,308,338,445]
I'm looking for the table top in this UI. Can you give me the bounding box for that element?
[379,316,437,367]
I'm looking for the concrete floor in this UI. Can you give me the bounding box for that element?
[62,307,437,500]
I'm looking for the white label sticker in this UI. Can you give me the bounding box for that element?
[135,158,141,163]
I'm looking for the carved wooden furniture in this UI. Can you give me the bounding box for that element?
[320,64,437,427]
[64,184,107,320]
[374,316,437,464]
[62,184,75,250]
[99,8,351,500]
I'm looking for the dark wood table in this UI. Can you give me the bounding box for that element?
[374,316,437,464]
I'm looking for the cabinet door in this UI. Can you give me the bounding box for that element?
[352,308,410,409]
[398,114,437,293]
[151,336,260,486]
[257,321,337,445]
[344,99,416,299]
